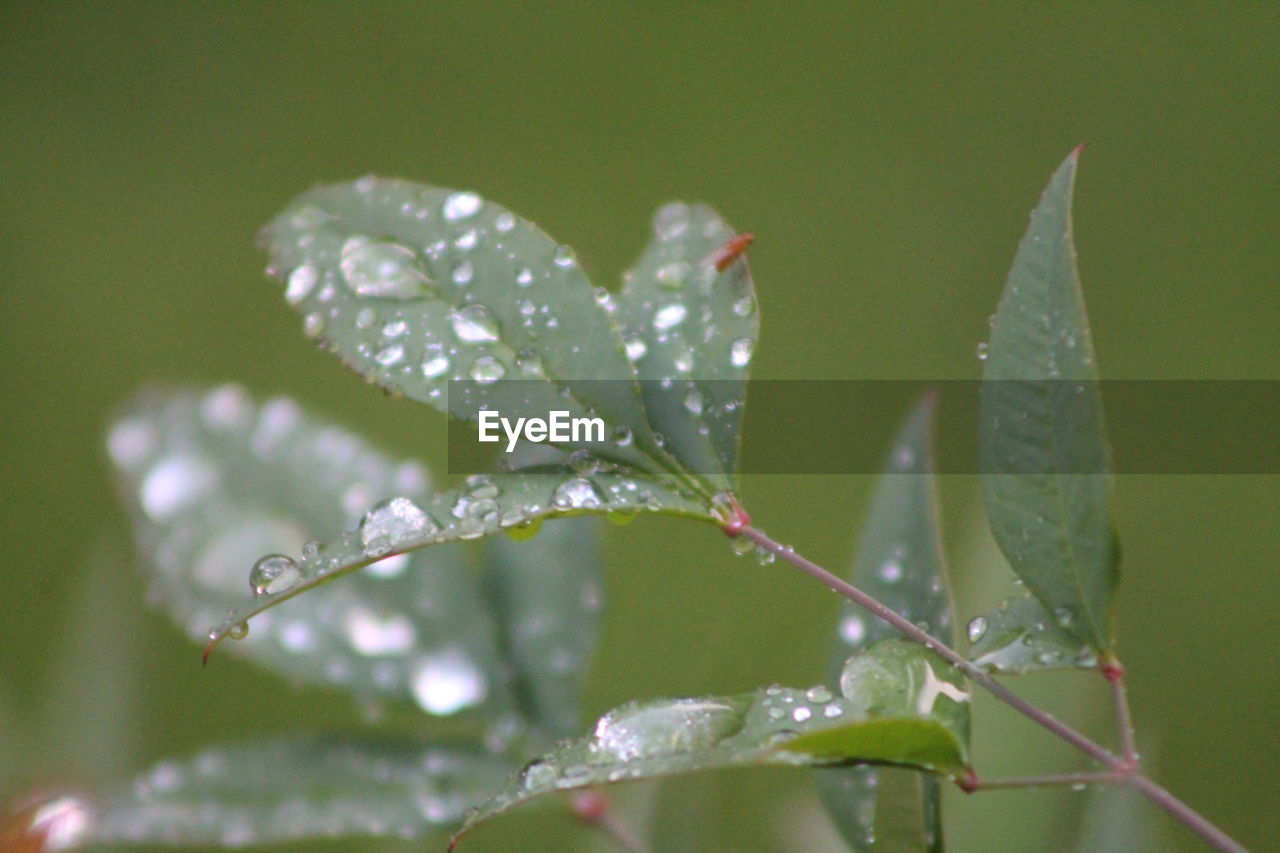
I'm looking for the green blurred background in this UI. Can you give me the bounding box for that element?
[2,3,1276,851]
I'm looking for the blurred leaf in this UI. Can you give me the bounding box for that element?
[260,178,693,485]
[965,590,1097,675]
[818,395,953,852]
[108,386,513,719]
[454,639,971,846]
[206,465,713,655]
[614,202,759,492]
[482,514,604,739]
[88,735,512,847]
[979,148,1117,652]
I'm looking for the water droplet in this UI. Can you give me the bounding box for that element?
[653,303,687,331]
[567,450,598,475]
[823,703,844,718]
[653,203,691,240]
[422,354,450,379]
[553,245,575,267]
[730,337,754,368]
[792,706,812,722]
[840,615,867,645]
[355,306,377,329]
[340,237,432,300]
[806,686,833,703]
[683,389,704,415]
[494,211,516,233]
[516,267,534,287]
[141,454,218,521]
[285,264,318,304]
[451,260,474,285]
[227,620,249,640]
[755,548,776,566]
[469,356,505,384]
[520,759,557,790]
[878,559,903,584]
[967,616,989,643]
[732,295,755,317]
[552,477,603,509]
[410,647,487,714]
[613,425,633,447]
[454,228,479,250]
[443,191,482,221]
[375,344,405,366]
[730,537,754,556]
[592,699,739,761]
[673,347,694,373]
[1053,606,1074,627]
[624,335,648,361]
[359,497,437,556]
[656,262,691,289]
[451,304,500,342]
[976,341,990,361]
[249,554,301,596]
[344,605,417,656]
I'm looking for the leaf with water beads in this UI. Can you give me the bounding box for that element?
[205,466,713,658]
[818,394,953,853]
[452,639,971,846]
[88,735,513,848]
[107,386,513,718]
[979,147,1117,652]
[613,202,760,493]
[964,590,1097,675]
[482,513,604,740]
[261,178,690,484]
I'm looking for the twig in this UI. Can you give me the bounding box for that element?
[739,525,1248,853]
[968,771,1121,791]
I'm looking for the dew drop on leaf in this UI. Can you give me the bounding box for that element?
[248,554,302,597]
[339,237,432,300]
[358,497,436,556]
[451,304,500,342]
[966,616,989,643]
[442,191,483,222]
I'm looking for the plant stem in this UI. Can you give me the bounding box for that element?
[739,526,1115,765]
[1106,663,1139,763]
[739,525,1247,853]
[1128,774,1247,853]
[970,771,1120,790]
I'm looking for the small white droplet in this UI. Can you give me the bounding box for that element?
[285,265,318,304]
[625,335,648,361]
[451,304,500,342]
[443,191,482,221]
[967,616,989,643]
[469,356,505,384]
[653,303,687,331]
[730,337,754,368]
[421,354,450,379]
[494,211,516,232]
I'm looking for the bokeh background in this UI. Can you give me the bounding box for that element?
[2,3,1276,851]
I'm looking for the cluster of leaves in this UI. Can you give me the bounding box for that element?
[30,147,1122,850]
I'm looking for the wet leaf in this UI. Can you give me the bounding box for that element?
[979,147,1117,652]
[482,514,604,738]
[965,590,1097,675]
[204,464,712,656]
[614,202,759,492]
[453,639,970,846]
[260,178,690,484]
[818,394,953,852]
[89,735,512,847]
[107,386,512,718]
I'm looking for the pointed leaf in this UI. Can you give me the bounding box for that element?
[261,178,688,483]
[453,639,970,845]
[482,514,604,738]
[89,735,513,847]
[205,466,712,655]
[614,202,759,490]
[819,395,954,852]
[979,148,1117,652]
[965,590,1097,674]
[107,386,512,718]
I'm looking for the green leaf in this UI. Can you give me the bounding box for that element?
[453,639,971,845]
[260,178,690,485]
[89,735,513,847]
[819,394,954,852]
[482,513,604,739]
[205,465,713,656]
[979,147,1117,652]
[965,590,1097,675]
[614,202,759,491]
[107,386,513,719]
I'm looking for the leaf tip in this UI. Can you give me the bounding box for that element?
[201,636,218,667]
